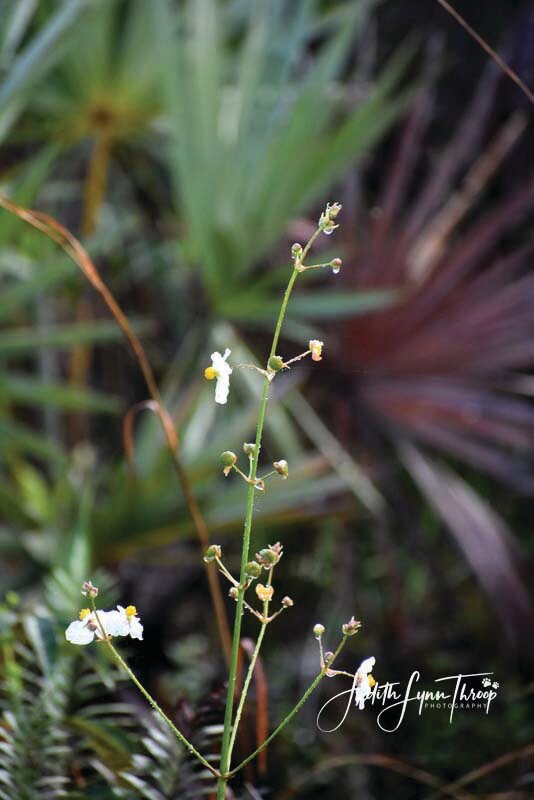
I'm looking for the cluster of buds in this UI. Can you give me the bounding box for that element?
[342,616,362,636]
[81,580,99,599]
[256,541,283,567]
[319,201,342,235]
[206,540,293,625]
[218,448,289,491]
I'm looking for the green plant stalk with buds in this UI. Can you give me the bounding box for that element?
[216,203,343,797]
[52,201,368,797]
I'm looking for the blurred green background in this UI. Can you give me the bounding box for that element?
[0,0,533,798]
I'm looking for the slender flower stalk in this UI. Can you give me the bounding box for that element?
[90,601,219,778]
[226,635,349,778]
[217,266,299,798]
[227,567,273,763]
[217,210,341,799]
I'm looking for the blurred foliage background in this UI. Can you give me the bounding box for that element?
[0,0,533,798]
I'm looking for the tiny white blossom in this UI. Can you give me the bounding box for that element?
[65,605,143,645]
[204,348,232,404]
[354,656,376,710]
[117,605,144,640]
[65,608,113,645]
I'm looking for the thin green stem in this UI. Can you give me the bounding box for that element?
[227,635,348,778]
[91,606,219,778]
[227,567,273,762]
[218,225,327,799]
[218,266,300,799]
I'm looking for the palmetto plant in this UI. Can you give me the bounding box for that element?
[330,59,534,637]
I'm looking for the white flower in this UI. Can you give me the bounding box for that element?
[354,656,376,710]
[65,608,114,645]
[204,348,232,404]
[117,605,144,640]
[65,605,143,645]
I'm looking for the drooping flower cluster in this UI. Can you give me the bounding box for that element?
[66,603,143,645]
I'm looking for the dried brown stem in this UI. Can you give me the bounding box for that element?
[436,0,534,104]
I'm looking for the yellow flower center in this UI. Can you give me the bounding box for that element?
[125,605,137,617]
[368,674,376,688]
[204,366,217,381]
[79,608,91,620]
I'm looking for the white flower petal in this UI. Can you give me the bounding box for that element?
[128,616,144,640]
[104,609,129,637]
[210,349,232,405]
[65,620,95,645]
[353,656,376,710]
[358,656,375,675]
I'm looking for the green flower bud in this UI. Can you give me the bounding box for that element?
[229,586,238,600]
[204,544,222,562]
[243,442,255,456]
[291,242,303,259]
[313,623,325,639]
[256,542,284,567]
[268,355,284,372]
[220,451,237,467]
[244,561,262,579]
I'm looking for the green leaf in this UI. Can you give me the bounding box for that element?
[0,0,88,108]
[0,372,121,413]
[0,319,150,354]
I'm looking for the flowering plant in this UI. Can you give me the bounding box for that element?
[0,193,375,798]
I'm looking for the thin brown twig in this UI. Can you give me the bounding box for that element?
[436,0,534,104]
[278,754,473,800]
[0,192,232,665]
[430,744,534,799]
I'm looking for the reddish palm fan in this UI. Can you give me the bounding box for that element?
[334,60,534,639]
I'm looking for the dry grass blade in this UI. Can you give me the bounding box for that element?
[436,0,534,103]
[0,191,232,664]
[237,637,269,777]
[123,400,178,470]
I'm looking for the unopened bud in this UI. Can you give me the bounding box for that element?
[319,202,342,235]
[291,242,303,260]
[327,202,342,220]
[273,459,289,479]
[244,561,262,579]
[313,623,325,639]
[243,442,255,456]
[331,257,342,274]
[309,339,323,362]
[256,542,284,567]
[324,650,335,665]
[282,596,294,608]
[229,587,238,600]
[220,450,237,476]
[256,583,274,602]
[81,581,99,598]
[204,544,222,563]
[342,616,361,636]
[268,355,284,372]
